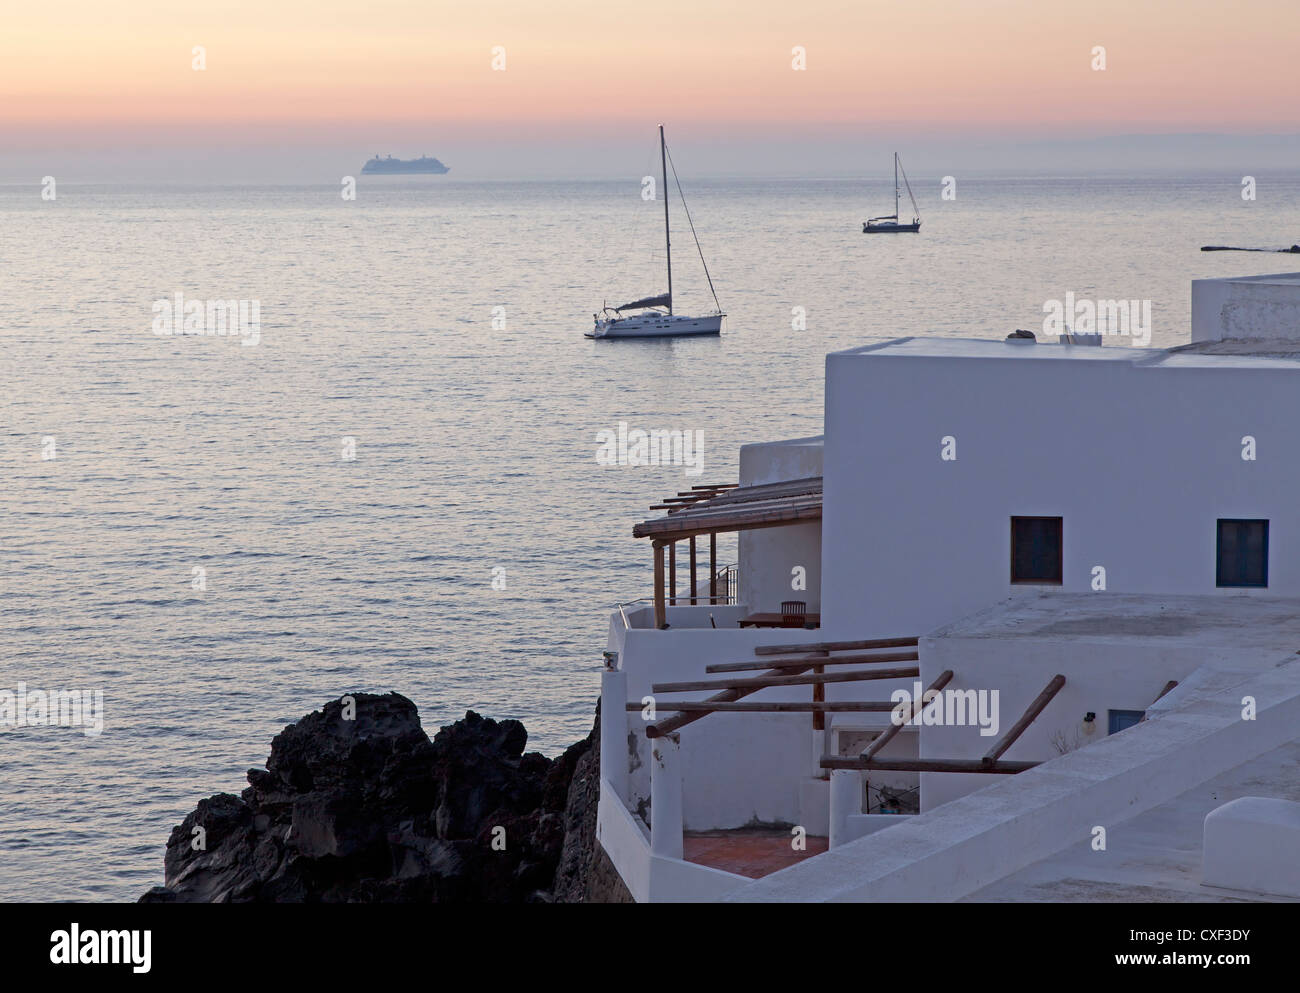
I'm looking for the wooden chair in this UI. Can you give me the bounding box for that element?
[780,600,807,627]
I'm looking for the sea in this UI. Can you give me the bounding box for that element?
[2,173,1297,901]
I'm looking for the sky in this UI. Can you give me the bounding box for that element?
[2,0,1299,180]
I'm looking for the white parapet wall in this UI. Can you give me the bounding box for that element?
[597,600,846,900]
[595,777,751,903]
[609,619,827,831]
[1191,272,1300,343]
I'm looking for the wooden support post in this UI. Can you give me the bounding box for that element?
[709,533,717,601]
[811,650,828,731]
[668,541,676,606]
[689,536,697,606]
[982,673,1066,768]
[861,669,954,760]
[653,541,667,630]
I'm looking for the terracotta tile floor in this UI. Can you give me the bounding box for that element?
[683,829,830,879]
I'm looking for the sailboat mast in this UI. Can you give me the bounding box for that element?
[894,153,900,219]
[660,124,672,315]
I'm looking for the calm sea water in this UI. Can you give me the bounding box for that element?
[1,174,1297,901]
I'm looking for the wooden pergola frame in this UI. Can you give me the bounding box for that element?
[818,673,1067,775]
[635,477,824,629]
[640,637,919,740]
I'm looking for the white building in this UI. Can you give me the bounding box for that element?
[596,271,1300,903]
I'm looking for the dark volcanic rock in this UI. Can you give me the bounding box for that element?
[139,693,629,903]
[553,702,634,903]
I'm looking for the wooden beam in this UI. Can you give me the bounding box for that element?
[982,673,1066,768]
[821,756,1040,774]
[754,636,918,656]
[634,701,899,714]
[861,670,954,760]
[708,650,919,673]
[653,666,919,695]
[652,541,667,629]
[1153,680,1178,703]
[689,536,697,606]
[634,506,823,541]
[644,660,818,738]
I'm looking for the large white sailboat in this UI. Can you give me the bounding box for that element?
[588,125,724,339]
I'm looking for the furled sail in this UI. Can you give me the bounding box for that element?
[614,292,671,312]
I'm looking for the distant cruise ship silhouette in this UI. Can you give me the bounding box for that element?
[361,154,450,175]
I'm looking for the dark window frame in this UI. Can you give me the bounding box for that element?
[1216,518,1269,589]
[1010,515,1064,586]
[1108,709,1145,734]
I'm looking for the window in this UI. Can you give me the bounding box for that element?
[1216,519,1268,588]
[1108,709,1145,734]
[1011,516,1063,584]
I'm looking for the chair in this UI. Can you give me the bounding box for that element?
[780,600,807,627]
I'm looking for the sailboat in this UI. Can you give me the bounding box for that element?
[588,125,724,339]
[863,153,921,233]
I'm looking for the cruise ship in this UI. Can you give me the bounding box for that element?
[361,154,450,175]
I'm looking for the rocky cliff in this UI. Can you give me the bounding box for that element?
[139,692,631,903]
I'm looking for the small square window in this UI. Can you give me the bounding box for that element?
[1011,516,1062,585]
[1108,709,1145,734]
[1216,519,1268,588]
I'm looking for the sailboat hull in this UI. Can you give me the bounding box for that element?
[587,313,723,339]
[863,221,921,233]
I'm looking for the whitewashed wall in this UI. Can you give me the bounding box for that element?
[821,341,1300,640]
[918,632,1202,808]
[738,437,823,614]
[613,622,819,829]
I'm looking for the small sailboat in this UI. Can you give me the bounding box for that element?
[588,125,724,339]
[863,153,920,233]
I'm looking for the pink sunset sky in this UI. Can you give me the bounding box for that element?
[2,0,1298,180]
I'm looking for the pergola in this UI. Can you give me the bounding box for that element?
[632,476,824,629]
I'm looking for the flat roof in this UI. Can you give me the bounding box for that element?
[831,336,1300,369]
[834,337,1149,361]
[929,592,1300,661]
[1196,270,1300,286]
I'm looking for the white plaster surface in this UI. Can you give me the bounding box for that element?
[1202,796,1300,900]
